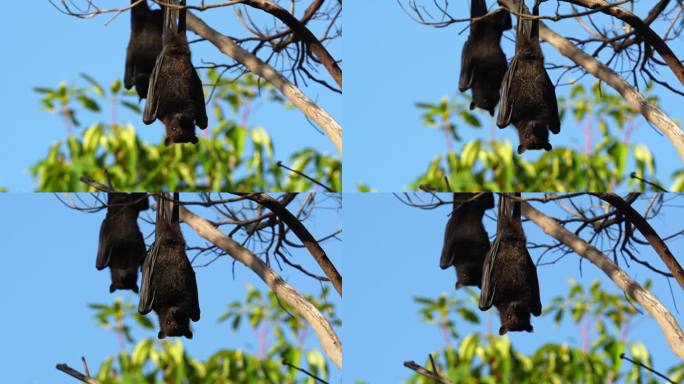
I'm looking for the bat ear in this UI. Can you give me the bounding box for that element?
[454,281,462,290]
[164,137,172,146]
[191,136,198,144]
[488,108,495,117]
[469,102,475,111]
[109,284,116,293]
[185,330,193,339]
[526,325,534,333]
[498,326,508,335]
[157,331,166,339]
[132,285,139,294]
[517,145,526,154]
[544,143,552,151]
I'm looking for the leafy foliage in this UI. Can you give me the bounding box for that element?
[410,83,675,192]
[408,279,684,383]
[85,284,337,383]
[32,71,340,192]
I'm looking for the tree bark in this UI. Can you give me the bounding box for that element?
[180,203,343,368]
[186,12,343,155]
[523,201,684,361]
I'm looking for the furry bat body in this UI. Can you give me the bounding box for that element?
[139,193,200,339]
[459,0,512,116]
[124,0,163,100]
[440,193,495,288]
[96,193,149,293]
[496,0,560,153]
[479,193,541,335]
[143,0,208,145]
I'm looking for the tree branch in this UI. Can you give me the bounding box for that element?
[55,362,98,384]
[186,11,343,155]
[240,193,342,296]
[592,193,684,290]
[179,203,342,368]
[239,0,342,88]
[562,0,684,86]
[522,201,684,361]
[403,360,454,384]
[498,0,684,163]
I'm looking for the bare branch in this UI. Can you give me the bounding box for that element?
[523,201,684,361]
[180,202,342,368]
[186,11,342,155]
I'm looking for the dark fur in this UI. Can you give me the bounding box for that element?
[479,193,541,335]
[124,1,163,100]
[440,193,495,288]
[96,193,149,293]
[143,0,208,145]
[459,0,512,116]
[139,193,200,339]
[496,0,560,153]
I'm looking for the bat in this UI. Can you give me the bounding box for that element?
[139,192,200,339]
[459,0,512,116]
[143,0,208,145]
[124,0,163,100]
[496,0,560,153]
[96,193,149,293]
[440,192,495,288]
[479,193,542,335]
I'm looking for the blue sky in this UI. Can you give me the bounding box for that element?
[0,2,340,191]
[0,193,342,383]
[344,1,684,191]
[344,193,684,383]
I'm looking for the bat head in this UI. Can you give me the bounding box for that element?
[516,120,552,154]
[109,267,140,293]
[498,301,533,335]
[470,89,499,117]
[158,306,193,339]
[162,114,199,145]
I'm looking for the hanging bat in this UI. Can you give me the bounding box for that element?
[440,192,495,288]
[124,0,163,100]
[143,0,208,145]
[479,193,541,335]
[459,0,512,116]
[496,0,560,153]
[139,192,200,339]
[96,193,149,293]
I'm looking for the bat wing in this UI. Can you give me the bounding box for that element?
[96,220,111,270]
[138,241,158,314]
[526,249,543,316]
[439,216,457,269]
[544,71,561,134]
[191,68,208,129]
[142,51,165,125]
[188,265,201,321]
[496,57,517,128]
[124,48,135,90]
[478,235,500,310]
[458,39,474,92]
